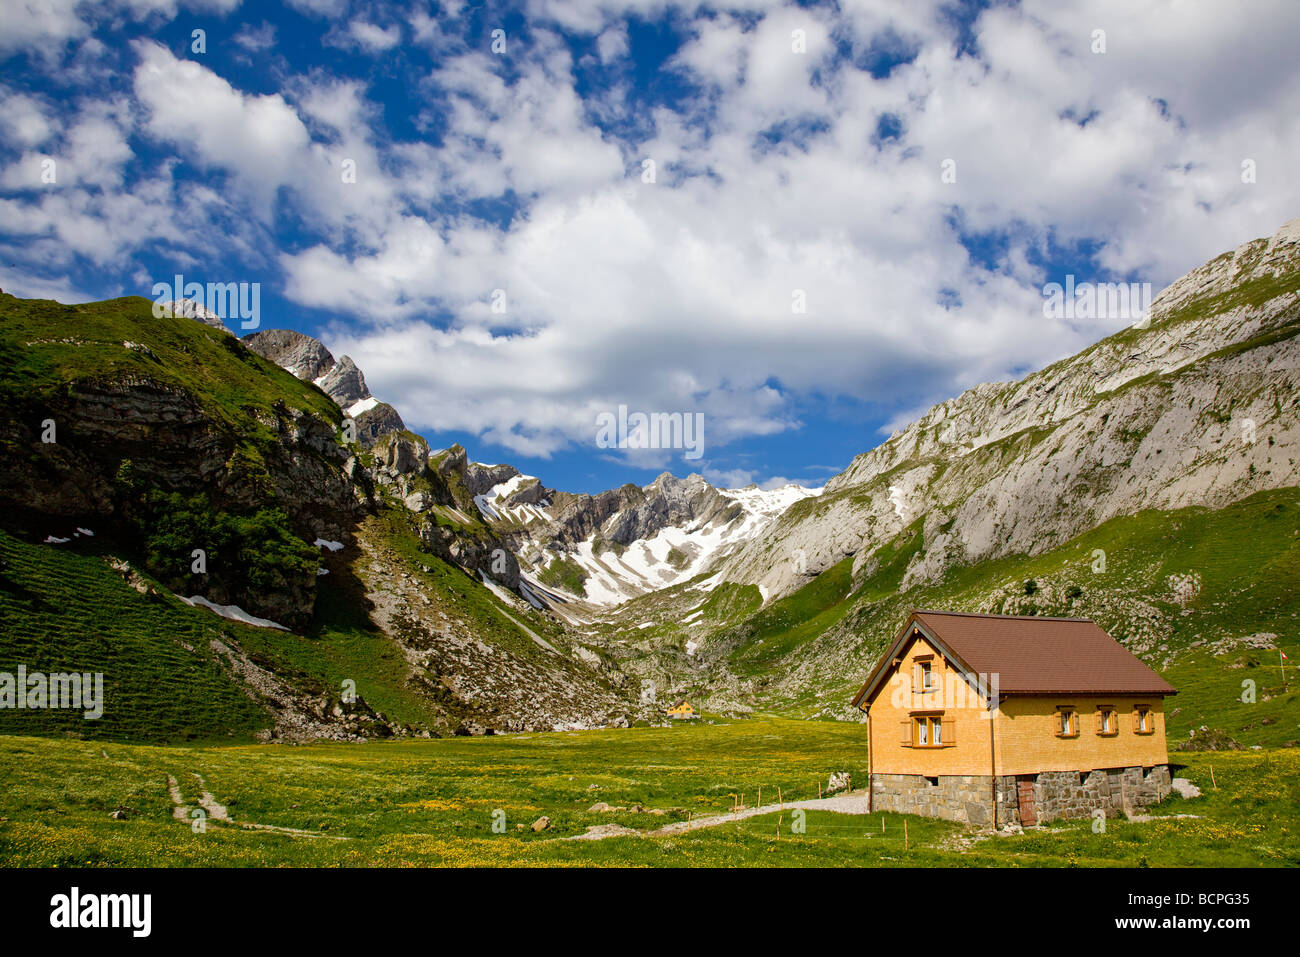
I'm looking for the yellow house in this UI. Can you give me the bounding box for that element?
[666,701,697,720]
[851,610,1176,828]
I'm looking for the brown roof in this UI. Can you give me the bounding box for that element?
[853,609,1176,705]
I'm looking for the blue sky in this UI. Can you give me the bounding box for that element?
[2,0,1299,495]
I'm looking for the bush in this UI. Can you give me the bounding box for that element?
[133,490,315,600]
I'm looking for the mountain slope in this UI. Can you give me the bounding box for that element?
[0,295,642,740]
[588,219,1300,744]
[718,217,1300,603]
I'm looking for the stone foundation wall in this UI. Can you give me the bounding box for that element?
[1028,765,1171,824]
[871,773,999,827]
[872,765,1171,828]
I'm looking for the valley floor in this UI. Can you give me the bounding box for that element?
[0,719,1294,867]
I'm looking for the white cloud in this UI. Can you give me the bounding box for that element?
[0,89,57,147]
[595,23,628,63]
[286,0,347,17]
[265,1,1300,464]
[339,19,401,53]
[233,21,276,52]
[132,40,312,206]
[7,0,1300,473]
[0,0,90,53]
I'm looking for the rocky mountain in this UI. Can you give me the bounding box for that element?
[0,294,365,629]
[3,217,1297,748]
[427,446,821,609]
[582,218,1300,740]
[244,328,406,447]
[716,217,1300,605]
[0,293,643,739]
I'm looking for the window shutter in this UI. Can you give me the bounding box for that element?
[1094,710,1103,733]
[942,716,955,746]
[912,664,922,694]
[901,720,912,746]
[1133,709,1140,732]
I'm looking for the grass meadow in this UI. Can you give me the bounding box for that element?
[1,718,1295,867]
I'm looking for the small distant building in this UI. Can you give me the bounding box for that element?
[666,701,697,720]
[851,610,1176,828]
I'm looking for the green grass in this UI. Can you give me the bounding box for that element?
[0,293,341,434]
[0,719,1293,867]
[536,555,589,597]
[0,499,588,741]
[731,556,856,673]
[0,528,271,742]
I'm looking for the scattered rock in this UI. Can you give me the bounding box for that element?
[531,816,551,832]
[1177,727,1242,752]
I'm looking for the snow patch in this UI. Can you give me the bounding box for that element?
[346,396,380,417]
[176,595,289,631]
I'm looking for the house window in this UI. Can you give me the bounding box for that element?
[913,657,938,693]
[1055,708,1078,737]
[1134,706,1153,734]
[1096,706,1118,736]
[907,713,953,747]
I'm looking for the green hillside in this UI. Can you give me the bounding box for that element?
[690,488,1299,747]
[0,293,341,434]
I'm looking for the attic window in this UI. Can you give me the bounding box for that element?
[912,657,939,693]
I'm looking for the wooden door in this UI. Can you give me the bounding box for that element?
[1016,776,1037,827]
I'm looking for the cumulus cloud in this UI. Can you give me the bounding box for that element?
[4,0,1300,485]
[267,0,1300,470]
[132,40,312,203]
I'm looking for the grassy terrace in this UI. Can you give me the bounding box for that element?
[0,719,1294,867]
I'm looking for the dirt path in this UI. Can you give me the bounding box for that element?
[165,773,349,840]
[564,790,873,841]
